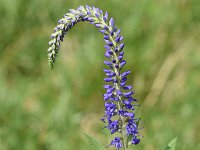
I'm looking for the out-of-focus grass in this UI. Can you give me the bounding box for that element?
[0,0,200,150]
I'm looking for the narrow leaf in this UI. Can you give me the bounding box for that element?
[165,137,177,150]
[83,132,106,150]
[126,134,133,146]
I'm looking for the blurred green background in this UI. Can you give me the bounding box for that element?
[0,0,200,150]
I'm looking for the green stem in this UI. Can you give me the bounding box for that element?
[121,123,127,150]
[101,16,128,150]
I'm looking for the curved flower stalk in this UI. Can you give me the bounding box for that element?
[48,5,141,150]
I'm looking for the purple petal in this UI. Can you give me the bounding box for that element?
[123,86,132,90]
[119,43,125,51]
[107,87,115,93]
[107,50,113,55]
[95,13,100,18]
[87,18,93,22]
[115,64,119,68]
[128,97,137,102]
[112,60,116,63]
[124,112,134,117]
[119,51,124,56]
[95,7,99,13]
[113,78,118,83]
[100,10,103,15]
[132,138,140,145]
[110,30,114,36]
[109,97,115,101]
[121,70,131,77]
[103,11,108,21]
[117,90,123,96]
[120,60,126,68]
[104,45,111,50]
[115,36,120,43]
[100,29,107,34]
[113,26,117,32]
[116,29,121,36]
[104,35,110,40]
[118,55,123,61]
[104,84,112,89]
[105,52,111,58]
[105,40,113,46]
[114,47,118,53]
[106,72,116,77]
[104,60,112,67]
[103,69,111,73]
[109,18,114,27]
[104,25,109,30]
[120,81,126,87]
[104,77,114,82]
[124,91,133,97]
[121,76,127,82]
[114,97,119,101]
[95,24,102,28]
[110,137,122,149]
[123,100,130,105]
[86,5,91,11]
[104,93,112,100]
[119,36,124,41]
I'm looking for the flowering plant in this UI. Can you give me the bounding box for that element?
[47,5,141,150]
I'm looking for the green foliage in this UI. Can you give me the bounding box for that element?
[83,133,106,150]
[165,137,177,150]
[0,0,200,150]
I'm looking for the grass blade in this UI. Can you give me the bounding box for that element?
[165,137,177,150]
[83,132,106,150]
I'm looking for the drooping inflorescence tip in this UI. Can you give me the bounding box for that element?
[47,5,141,149]
[48,61,54,70]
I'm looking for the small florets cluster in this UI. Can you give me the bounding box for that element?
[47,5,141,149]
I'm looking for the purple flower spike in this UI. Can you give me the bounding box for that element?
[47,5,141,149]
